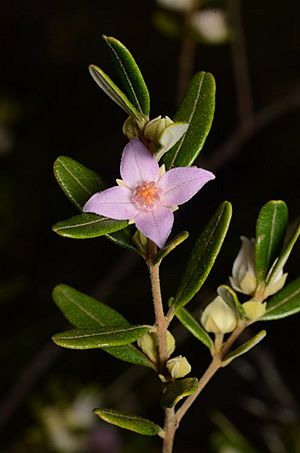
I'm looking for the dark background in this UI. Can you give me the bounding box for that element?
[0,1,299,451]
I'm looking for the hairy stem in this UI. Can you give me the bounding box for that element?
[147,241,169,370]
[163,408,177,453]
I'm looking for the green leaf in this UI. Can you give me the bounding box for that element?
[54,156,103,210]
[53,284,155,368]
[103,36,150,116]
[267,220,300,283]
[222,330,266,367]
[160,378,198,409]
[173,201,232,309]
[162,71,215,168]
[106,226,139,254]
[94,408,163,437]
[261,277,300,320]
[217,285,245,317]
[89,64,143,119]
[175,307,213,351]
[52,325,150,350]
[255,201,288,282]
[52,213,127,239]
[153,231,189,265]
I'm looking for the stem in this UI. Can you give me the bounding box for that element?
[163,408,177,453]
[147,241,169,370]
[176,355,222,425]
[175,321,247,426]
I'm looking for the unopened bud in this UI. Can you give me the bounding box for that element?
[123,115,147,140]
[265,270,288,298]
[137,331,176,363]
[166,355,191,379]
[144,115,173,144]
[201,296,238,334]
[243,300,266,321]
[229,237,257,296]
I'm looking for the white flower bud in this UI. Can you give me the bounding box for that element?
[201,296,238,334]
[144,115,173,144]
[229,237,257,296]
[137,331,176,363]
[265,266,288,298]
[243,300,266,321]
[166,355,191,379]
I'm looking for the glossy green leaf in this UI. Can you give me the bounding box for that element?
[175,307,213,351]
[153,231,189,265]
[106,226,139,254]
[52,325,150,350]
[161,378,198,409]
[261,277,300,320]
[89,64,143,119]
[255,201,288,282]
[54,156,103,210]
[222,330,266,367]
[173,201,232,309]
[217,285,245,317]
[94,408,163,437]
[267,221,300,284]
[162,71,215,168]
[103,36,150,116]
[53,284,154,368]
[52,213,127,239]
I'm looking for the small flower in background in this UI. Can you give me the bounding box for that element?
[201,295,238,334]
[156,0,194,13]
[189,9,230,44]
[84,138,215,248]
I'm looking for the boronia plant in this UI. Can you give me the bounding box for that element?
[51,36,300,453]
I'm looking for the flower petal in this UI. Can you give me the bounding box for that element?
[120,138,160,188]
[83,186,137,220]
[135,207,174,248]
[158,167,215,206]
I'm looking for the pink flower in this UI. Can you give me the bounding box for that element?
[83,139,215,248]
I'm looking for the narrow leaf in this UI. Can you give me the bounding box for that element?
[52,325,150,350]
[267,220,300,283]
[176,307,213,351]
[94,408,162,436]
[153,231,189,265]
[89,64,142,119]
[104,36,150,115]
[255,201,288,282]
[162,71,215,168]
[53,284,154,368]
[161,378,198,409]
[106,226,139,254]
[222,330,266,366]
[217,285,245,317]
[54,156,103,210]
[262,277,300,320]
[52,213,127,239]
[173,201,232,309]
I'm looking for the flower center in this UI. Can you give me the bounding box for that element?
[132,181,161,210]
